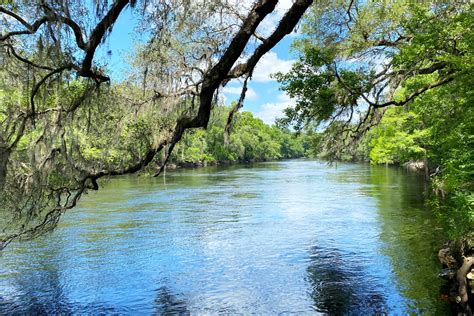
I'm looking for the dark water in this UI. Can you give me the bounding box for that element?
[0,160,449,314]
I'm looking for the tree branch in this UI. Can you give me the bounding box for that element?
[0,9,48,41]
[3,43,53,71]
[80,0,130,74]
[372,73,458,108]
[224,74,250,145]
[227,0,313,80]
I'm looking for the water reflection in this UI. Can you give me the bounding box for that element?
[306,245,387,314]
[366,166,448,314]
[154,287,189,315]
[0,160,450,314]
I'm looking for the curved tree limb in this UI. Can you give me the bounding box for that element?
[0,6,48,41]
[226,0,313,80]
[79,0,130,74]
[224,74,251,145]
[30,64,74,125]
[3,43,54,71]
[371,72,459,108]
[1,0,130,83]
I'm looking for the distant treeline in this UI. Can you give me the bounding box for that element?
[167,106,310,167]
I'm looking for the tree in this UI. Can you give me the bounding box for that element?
[274,0,472,174]
[0,0,314,247]
[275,0,472,139]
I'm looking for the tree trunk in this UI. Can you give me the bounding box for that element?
[0,144,10,190]
[458,256,474,314]
[423,150,429,181]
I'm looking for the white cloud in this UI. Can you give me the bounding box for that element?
[276,91,293,103]
[255,103,292,125]
[254,92,295,125]
[252,52,294,82]
[222,86,257,100]
[276,0,295,13]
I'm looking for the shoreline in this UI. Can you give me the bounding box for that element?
[155,157,308,172]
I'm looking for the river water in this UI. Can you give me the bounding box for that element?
[0,160,450,314]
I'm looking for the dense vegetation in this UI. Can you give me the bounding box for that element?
[169,106,305,167]
[367,85,473,239]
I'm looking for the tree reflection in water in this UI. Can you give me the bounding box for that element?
[154,286,190,315]
[306,245,388,314]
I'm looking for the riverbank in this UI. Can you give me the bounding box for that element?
[385,162,474,314]
[155,157,307,172]
[391,161,474,314]
[438,233,474,314]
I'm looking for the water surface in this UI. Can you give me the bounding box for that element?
[0,160,449,314]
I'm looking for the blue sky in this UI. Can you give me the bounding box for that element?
[96,3,299,125]
[223,36,298,124]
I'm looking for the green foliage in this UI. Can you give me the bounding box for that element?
[368,79,474,195]
[171,107,305,165]
[368,107,429,165]
[432,193,474,241]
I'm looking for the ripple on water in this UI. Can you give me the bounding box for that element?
[0,160,450,314]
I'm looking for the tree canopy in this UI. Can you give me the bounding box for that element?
[0,0,313,247]
[276,0,472,134]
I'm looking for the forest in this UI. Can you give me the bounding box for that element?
[0,0,473,314]
[167,107,306,166]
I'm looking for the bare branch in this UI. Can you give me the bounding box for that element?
[0,7,48,41]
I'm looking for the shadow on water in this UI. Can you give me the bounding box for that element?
[0,243,124,315]
[154,286,190,315]
[306,245,387,314]
[0,243,70,314]
[304,163,450,314]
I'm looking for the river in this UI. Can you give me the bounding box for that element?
[0,160,450,314]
